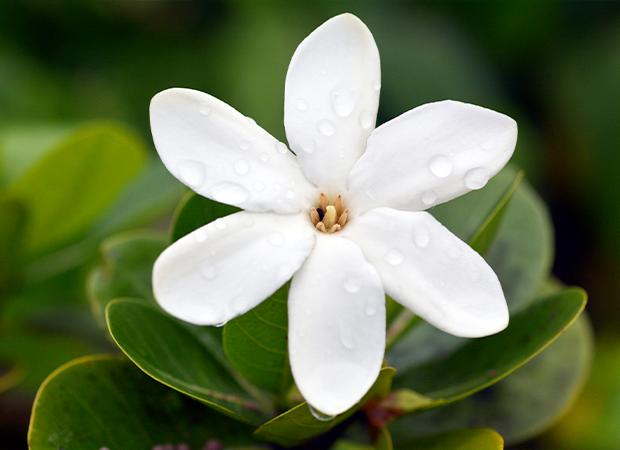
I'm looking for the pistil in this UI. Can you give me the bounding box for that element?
[310,194,348,233]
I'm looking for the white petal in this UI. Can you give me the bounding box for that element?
[347,101,517,214]
[289,234,385,416]
[150,88,317,214]
[343,208,508,337]
[284,13,381,193]
[153,211,315,326]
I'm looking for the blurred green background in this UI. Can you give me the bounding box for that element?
[1,1,620,449]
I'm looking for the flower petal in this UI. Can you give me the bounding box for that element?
[343,207,508,337]
[153,211,315,326]
[150,88,317,214]
[288,234,385,416]
[347,101,517,215]
[284,13,381,193]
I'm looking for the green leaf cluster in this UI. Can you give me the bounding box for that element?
[28,164,592,449]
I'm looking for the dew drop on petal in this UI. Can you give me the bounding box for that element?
[290,347,298,357]
[198,103,211,116]
[413,223,431,248]
[232,295,249,313]
[385,248,404,266]
[276,142,289,154]
[359,111,375,129]
[253,181,265,191]
[372,79,381,91]
[259,152,269,162]
[268,231,285,247]
[278,262,293,279]
[294,98,309,111]
[338,320,356,349]
[273,182,281,191]
[177,160,206,188]
[300,139,316,154]
[214,218,227,230]
[421,189,437,206]
[214,321,227,328]
[239,140,250,150]
[209,183,250,204]
[464,167,490,190]
[200,263,218,280]
[297,326,306,337]
[445,242,462,259]
[331,85,360,118]
[234,159,250,175]
[193,228,208,242]
[246,117,257,125]
[428,155,453,178]
[317,119,336,136]
[285,188,296,199]
[343,275,362,293]
[365,302,377,316]
[309,405,335,422]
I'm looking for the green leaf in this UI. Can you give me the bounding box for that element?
[106,299,270,425]
[391,288,586,412]
[9,121,146,257]
[170,191,240,243]
[254,367,396,447]
[28,355,256,450]
[0,195,26,290]
[87,231,167,329]
[468,170,523,255]
[393,428,504,450]
[389,312,592,446]
[223,283,290,394]
[375,426,394,450]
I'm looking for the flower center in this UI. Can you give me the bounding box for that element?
[310,193,349,233]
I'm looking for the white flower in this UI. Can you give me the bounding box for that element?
[150,14,516,416]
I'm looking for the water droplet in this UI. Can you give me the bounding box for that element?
[385,248,404,266]
[214,218,227,230]
[428,155,453,178]
[482,138,497,151]
[331,85,360,118]
[338,150,345,158]
[200,263,218,280]
[421,189,437,205]
[285,188,296,199]
[343,275,362,293]
[319,68,327,76]
[234,159,250,175]
[305,307,314,316]
[309,405,335,422]
[294,98,309,111]
[464,167,490,190]
[317,119,336,136]
[359,111,374,129]
[300,139,316,153]
[372,79,381,91]
[259,152,269,162]
[290,347,298,357]
[413,223,431,248]
[276,142,289,154]
[209,182,250,204]
[193,228,208,242]
[297,326,306,337]
[232,295,249,313]
[246,117,257,125]
[339,321,356,349]
[365,302,377,316]
[273,182,281,191]
[177,160,206,188]
[199,104,211,116]
[367,263,378,276]
[278,263,293,279]
[239,140,250,150]
[363,181,378,199]
[214,321,227,328]
[268,231,285,246]
[253,181,265,191]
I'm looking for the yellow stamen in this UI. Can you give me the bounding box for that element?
[316,222,326,232]
[328,223,341,233]
[310,207,320,225]
[334,195,344,217]
[318,193,329,212]
[337,209,349,227]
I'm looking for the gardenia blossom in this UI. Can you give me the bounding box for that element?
[150,14,517,416]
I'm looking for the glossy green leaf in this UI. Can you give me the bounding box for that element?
[170,191,240,243]
[393,428,504,450]
[9,121,146,257]
[0,196,26,290]
[87,231,167,329]
[375,426,393,450]
[468,170,523,255]
[254,367,396,447]
[389,312,592,446]
[223,283,290,394]
[28,355,256,450]
[391,288,586,411]
[106,299,269,425]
